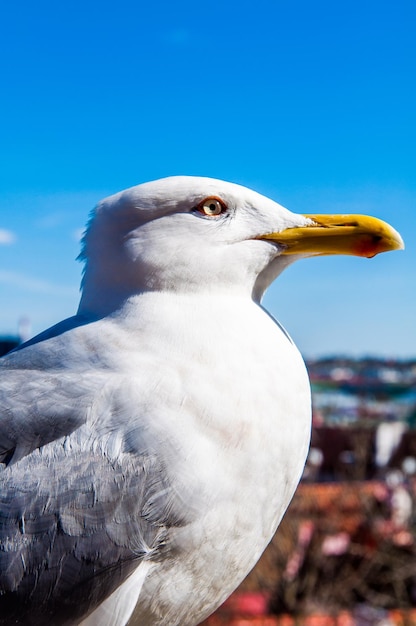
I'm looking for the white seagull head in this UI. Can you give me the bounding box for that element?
[78,176,404,316]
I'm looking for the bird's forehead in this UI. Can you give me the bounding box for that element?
[101,176,271,215]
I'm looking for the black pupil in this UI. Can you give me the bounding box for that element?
[209,203,217,212]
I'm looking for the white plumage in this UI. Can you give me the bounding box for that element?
[0,176,403,626]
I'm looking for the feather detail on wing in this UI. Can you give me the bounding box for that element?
[0,356,191,625]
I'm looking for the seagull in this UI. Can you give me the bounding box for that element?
[0,176,403,626]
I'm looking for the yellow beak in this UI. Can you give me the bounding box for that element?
[260,214,404,258]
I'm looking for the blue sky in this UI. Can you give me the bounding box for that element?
[1,0,415,357]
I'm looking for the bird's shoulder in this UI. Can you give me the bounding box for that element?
[0,315,161,462]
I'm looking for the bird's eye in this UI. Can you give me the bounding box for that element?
[196,197,227,217]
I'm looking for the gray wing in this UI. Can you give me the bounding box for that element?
[0,353,189,625]
[0,368,88,466]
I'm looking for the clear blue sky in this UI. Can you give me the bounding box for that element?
[1,0,415,357]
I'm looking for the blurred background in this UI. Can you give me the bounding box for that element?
[1,1,415,624]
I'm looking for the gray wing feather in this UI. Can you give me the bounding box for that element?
[0,370,89,465]
[0,350,189,625]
